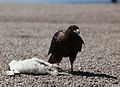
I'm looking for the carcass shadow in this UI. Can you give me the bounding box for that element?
[69,70,117,79]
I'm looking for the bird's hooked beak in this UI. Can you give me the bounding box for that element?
[74,29,80,34]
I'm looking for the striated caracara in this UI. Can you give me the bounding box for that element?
[48,25,85,71]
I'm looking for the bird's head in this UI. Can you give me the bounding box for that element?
[67,25,80,34]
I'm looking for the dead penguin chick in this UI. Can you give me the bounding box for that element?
[6,57,59,76]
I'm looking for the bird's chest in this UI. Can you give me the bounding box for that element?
[66,42,76,51]
[59,41,76,52]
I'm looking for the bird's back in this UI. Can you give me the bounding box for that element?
[48,30,65,55]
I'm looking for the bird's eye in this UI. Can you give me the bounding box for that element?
[76,29,80,32]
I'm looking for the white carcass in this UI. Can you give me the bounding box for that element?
[6,57,59,76]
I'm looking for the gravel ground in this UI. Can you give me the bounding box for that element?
[0,4,120,87]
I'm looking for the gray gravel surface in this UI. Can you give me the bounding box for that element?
[0,4,119,87]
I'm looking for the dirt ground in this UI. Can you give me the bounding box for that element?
[0,4,119,87]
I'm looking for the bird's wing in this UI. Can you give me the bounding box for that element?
[80,36,85,45]
[48,30,64,55]
[76,35,85,52]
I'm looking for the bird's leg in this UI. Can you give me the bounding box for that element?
[71,62,73,72]
[69,56,76,72]
[69,59,74,72]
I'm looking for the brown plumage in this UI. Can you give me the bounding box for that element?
[48,25,85,71]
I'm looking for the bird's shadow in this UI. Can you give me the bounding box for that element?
[68,70,117,79]
[58,68,117,79]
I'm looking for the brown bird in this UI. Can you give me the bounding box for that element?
[48,25,85,71]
